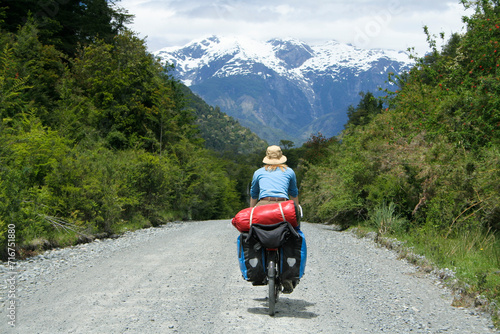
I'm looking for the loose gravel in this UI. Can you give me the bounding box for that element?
[0,221,498,333]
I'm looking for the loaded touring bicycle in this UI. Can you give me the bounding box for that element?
[233,200,306,316]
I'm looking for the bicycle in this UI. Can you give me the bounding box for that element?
[235,203,305,316]
[247,221,300,316]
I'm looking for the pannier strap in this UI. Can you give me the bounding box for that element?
[249,206,257,226]
[278,202,286,221]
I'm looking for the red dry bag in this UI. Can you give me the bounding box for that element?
[231,200,299,232]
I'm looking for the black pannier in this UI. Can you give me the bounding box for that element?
[237,232,266,283]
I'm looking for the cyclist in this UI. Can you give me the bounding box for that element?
[249,145,299,293]
[250,145,299,207]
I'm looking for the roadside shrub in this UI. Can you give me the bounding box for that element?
[301,144,374,228]
[370,202,409,235]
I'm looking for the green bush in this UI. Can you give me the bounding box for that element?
[371,202,409,235]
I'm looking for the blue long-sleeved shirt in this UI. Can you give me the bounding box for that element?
[250,167,298,200]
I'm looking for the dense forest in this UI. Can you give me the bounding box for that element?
[0,0,498,325]
[300,0,499,322]
[0,0,268,257]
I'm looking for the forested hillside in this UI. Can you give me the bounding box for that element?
[0,1,262,258]
[300,0,499,322]
[180,85,268,155]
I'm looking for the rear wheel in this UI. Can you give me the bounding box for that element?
[268,259,276,316]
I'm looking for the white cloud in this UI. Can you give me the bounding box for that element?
[117,0,472,54]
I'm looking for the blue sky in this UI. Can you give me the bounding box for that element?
[117,0,473,55]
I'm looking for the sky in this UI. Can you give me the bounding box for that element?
[117,0,474,55]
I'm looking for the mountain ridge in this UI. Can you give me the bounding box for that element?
[155,35,414,145]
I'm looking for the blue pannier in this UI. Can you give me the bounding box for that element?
[237,233,266,283]
[280,229,307,280]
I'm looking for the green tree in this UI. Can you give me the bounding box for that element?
[1,0,132,55]
[301,132,338,165]
[279,140,294,149]
[9,18,65,122]
[345,91,384,128]
[0,45,32,117]
[61,31,198,151]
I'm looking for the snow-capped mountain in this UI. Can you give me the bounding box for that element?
[155,35,414,145]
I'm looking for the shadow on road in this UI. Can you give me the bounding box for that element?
[248,298,318,318]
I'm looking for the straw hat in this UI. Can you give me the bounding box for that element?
[262,145,287,165]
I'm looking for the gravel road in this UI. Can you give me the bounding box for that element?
[1,220,497,333]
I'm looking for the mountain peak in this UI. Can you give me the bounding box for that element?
[268,38,314,69]
[155,35,413,83]
[154,36,414,144]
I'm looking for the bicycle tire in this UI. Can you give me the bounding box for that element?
[268,258,276,316]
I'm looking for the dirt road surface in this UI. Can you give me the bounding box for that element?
[1,220,497,333]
